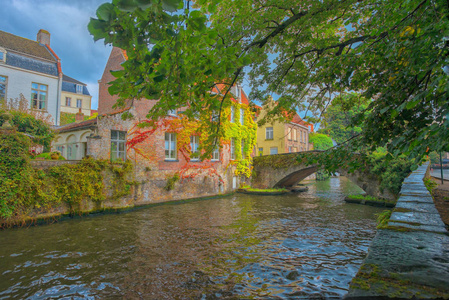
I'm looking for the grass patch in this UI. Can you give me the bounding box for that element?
[376,210,392,229]
[347,194,384,201]
[240,185,288,193]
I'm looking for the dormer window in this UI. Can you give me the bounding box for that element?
[76,84,83,94]
[0,48,6,63]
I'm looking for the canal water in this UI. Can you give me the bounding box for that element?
[0,177,384,299]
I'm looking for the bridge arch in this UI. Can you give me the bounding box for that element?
[252,152,395,200]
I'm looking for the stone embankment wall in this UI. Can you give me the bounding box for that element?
[346,163,449,299]
[4,159,234,228]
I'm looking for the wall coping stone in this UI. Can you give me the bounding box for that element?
[346,163,449,299]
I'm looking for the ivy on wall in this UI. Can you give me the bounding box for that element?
[0,131,133,227]
[126,100,257,184]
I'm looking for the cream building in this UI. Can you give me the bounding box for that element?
[60,74,92,116]
[255,99,313,156]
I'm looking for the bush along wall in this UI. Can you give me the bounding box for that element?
[0,131,134,228]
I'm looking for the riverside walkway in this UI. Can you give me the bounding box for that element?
[346,163,449,298]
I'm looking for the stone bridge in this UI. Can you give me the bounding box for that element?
[251,151,395,200]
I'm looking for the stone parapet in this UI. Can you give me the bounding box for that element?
[30,159,79,169]
[346,163,449,299]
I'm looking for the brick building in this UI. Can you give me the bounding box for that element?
[53,47,257,203]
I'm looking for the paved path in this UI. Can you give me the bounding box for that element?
[346,164,449,299]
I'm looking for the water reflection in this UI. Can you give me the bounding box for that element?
[0,177,382,299]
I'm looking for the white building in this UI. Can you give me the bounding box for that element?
[0,29,62,125]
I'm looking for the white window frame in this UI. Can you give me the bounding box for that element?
[168,109,177,116]
[270,147,278,155]
[293,129,297,141]
[212,145,220,161]
[0,75,7,102]
[266,127,273,140]
[111,130,127,161]
[31,82,48,111]
[0,48,6,63]
[288,146,292,153]
[240,108,244,125]
[230,106,235,123]
[76,84,83,94]
[190,135,200,161]
[230,138,236,160]
[76,99,82,108]
[287,128,292,140]
[65,97,71,107]
[165,132,177,160]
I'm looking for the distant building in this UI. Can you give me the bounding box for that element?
[61,74,92,116]
[255,98,313,156]
[0,29,62,125]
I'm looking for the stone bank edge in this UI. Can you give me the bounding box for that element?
[345,163,449,299]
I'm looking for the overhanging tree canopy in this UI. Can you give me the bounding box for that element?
[88,0,449,159]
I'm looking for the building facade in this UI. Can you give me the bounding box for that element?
[53,47,257,203]
[255,99,313,156]
[60,74,92,116]
[0,29,62,125]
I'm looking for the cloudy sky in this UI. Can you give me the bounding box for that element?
[0,0,113,109]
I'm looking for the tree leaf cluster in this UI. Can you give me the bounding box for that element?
[88,0,449,159]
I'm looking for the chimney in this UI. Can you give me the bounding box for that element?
[75,108,84,123]
[37,29,50,45]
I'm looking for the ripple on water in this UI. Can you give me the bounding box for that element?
[0,177,383,299]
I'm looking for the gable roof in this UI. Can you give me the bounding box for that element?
[62,74,91,96]
[0,30,56,62]
[63,74,86,85]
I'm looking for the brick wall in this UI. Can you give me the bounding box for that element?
[98,47,132,115]
[87,104,237,205]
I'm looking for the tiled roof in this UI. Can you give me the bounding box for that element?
[57,118,97,133]
[6,52,58,76]
[62,76,91,96]
[63,74,86,85]
[0,30,56,62]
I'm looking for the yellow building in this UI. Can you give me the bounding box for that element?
[60,74,92,116]
[255,101,313,156]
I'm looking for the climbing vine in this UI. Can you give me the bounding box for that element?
[0,130,134,227]
[126,100,257,184]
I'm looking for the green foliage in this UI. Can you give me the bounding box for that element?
[367,151,414,196]
[309,133,333,150]
[240,185,288,193]
[0,132,33,218]
[109,160,134,198]
[48,158,108,211]
[428,151,439,164]
[376,210,392,229]
[35,152,66,160]
[424,177,438,193]
[60,112,90,125]
[348,194,383,201]
[89,0,449,162]
[0,110,54,148]
[164,173,180,191]
[0,132,133,225]
[319,93,370,145]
